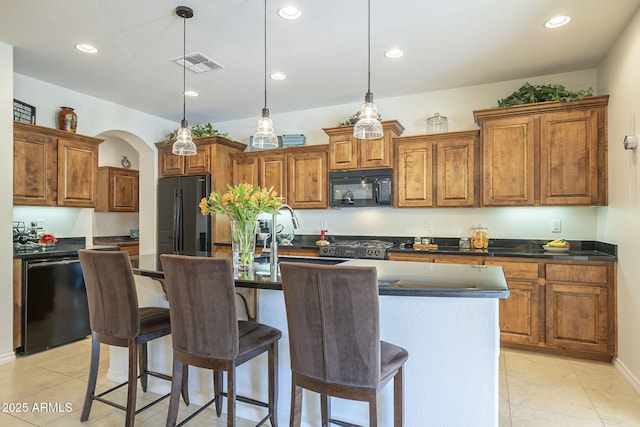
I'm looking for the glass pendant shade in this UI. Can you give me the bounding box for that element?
[172,119,197,155]
[353,92,383,139]
[253,0,278,149]
[173,6,195,156]
[253,108,279,148]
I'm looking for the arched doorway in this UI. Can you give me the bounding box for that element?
[95,130,157,254]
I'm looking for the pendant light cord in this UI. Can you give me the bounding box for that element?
[182,12,187,122]
[263,0,268,110]
[367,0,371,94]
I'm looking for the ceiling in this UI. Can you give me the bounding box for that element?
[2,0,639,125]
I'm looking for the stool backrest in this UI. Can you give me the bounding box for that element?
[160,255,239,359]
[279,262,381,388]
[78,250,140,338]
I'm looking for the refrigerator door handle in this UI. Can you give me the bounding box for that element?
[172,188,179,253]
[177,189,184,253]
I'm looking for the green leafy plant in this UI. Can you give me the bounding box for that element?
[160,122,229,144]
[497,83,594,107]
[337,110,382,127]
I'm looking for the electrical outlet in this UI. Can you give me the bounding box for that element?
[551,219,562,233]
[425,218,433,231]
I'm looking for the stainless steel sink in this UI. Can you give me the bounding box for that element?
[254,255,346,265]
[253,255,346,275]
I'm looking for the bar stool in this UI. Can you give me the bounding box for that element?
[279,262,408,427]
[78,249,186,427]
[160,254,281,427]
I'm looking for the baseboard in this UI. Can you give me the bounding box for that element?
[0,351,16,365]
[613,357,640,395]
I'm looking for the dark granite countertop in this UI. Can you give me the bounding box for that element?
[93,236,140,247]
[134,252,509,298]
[13,237,119,259]
[219,235,618,262]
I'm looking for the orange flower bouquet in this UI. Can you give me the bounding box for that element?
[200,183,282,271]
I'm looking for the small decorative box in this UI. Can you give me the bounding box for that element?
[282,134,306,147]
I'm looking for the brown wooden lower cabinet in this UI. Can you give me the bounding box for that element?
[431,254,483,265]
[386,252,483,264]
[13,259,22,349]
[392,253,617,361]
[485,259,541,345]
[544,263,614,357]
[489,258,616,361]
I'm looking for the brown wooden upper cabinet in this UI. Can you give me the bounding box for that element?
[394,130,479,208]
[230,151,287,200]
[323,120,404,170]
[13,122,102,207]
[96,166,139,212]
[156,136,246,178]
[473,95,608,206]
[230,145,328,209]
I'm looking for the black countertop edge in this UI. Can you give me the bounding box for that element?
[218,235,618,261]
[233,279,510,298]
[385,247,617,261]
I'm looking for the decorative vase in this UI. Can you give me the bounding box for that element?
[231,219,257,272]
[57,106,77,133]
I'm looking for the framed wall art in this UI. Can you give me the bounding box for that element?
[13,99,36,124]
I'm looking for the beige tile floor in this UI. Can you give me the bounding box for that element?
[1,338,640,426]
[500,349,640,427]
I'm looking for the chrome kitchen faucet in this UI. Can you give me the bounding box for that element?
[270,204,300,275]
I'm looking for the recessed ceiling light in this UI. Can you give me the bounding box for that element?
[270,72,287,80]
[277,6,302,20]
[384,48,404,59]
[544,15,571,29]
[75,43,98,54]
[184,90,198,97]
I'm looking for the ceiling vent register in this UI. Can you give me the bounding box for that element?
[173,52,223,73]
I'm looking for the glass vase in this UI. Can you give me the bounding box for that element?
[231,219,257,272]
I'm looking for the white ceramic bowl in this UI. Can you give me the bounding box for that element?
[542,245,570,252]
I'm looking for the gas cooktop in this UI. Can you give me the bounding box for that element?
[318,240,394,259]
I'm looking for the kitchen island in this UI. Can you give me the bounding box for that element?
[122,253,508,426]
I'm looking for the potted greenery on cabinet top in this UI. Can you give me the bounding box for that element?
[160,123,229,144]
[497,83,594,107]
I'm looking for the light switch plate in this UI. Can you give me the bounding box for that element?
[551,219,562,233]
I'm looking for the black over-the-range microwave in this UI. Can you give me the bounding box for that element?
[328,168,392,207]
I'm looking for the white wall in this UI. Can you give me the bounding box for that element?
[12,74,179,254]
[219,69,597,146]
[217,69,600,240]
[94,135,141,237]
[0,42,15,363]
[4,72,178,361]
[597,7,640,390]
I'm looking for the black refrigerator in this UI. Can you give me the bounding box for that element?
[157,175,211,254]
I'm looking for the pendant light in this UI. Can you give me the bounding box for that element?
[172,6,197,156]
[353,0,383,140]
[253,0,279,149]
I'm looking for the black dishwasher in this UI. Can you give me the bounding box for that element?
[21,255,90,354]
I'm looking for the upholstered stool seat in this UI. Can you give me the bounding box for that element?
[280,262,409,427]
[78,249,187,427]
[160,254,281,427]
